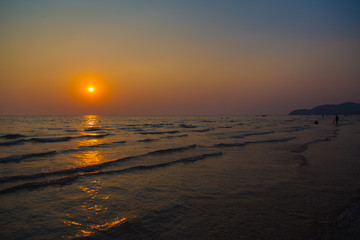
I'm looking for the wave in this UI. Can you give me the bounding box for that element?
[66,129,77,132]
[1,133,111,146]
[124,124,140,127]
[0,144,199,183]
[143,123,174,127]
[82,133,110,139]
[0,152,222,194]
[214,137,296,148]
[74,143,111,150]
[47,127,62,130]
[113,140,127,144]
[139,130,180,135]
[291,137,331,153]
[249,137,296,144]
[0,139,26,146]
[0,159,124,183]
[0,133,26,139]
[0,150,57,163]
[0,175,79,194]
[92,152,223,177]
[231,131,275,138]
[179,124,197,128]
[1,140,127,164]
[190,128,211,133]
[31,136,72,142]
[163,134,188,139]
[58,140,127,154]
[284,126,309,133]
[214,142,247,147]
[84,127,102,131]
[147,144,196,155]
[290,144,309,153]
[118,127,143,131]
[137,138,158,142]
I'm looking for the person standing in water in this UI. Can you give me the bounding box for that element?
[335,114,339,124]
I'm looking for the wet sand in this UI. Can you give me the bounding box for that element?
[302,123,360,239]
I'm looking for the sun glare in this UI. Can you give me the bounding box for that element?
[68,73,113,104]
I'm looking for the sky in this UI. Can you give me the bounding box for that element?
[1,0,360,115]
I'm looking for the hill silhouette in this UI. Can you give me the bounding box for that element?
[289,102,360,115]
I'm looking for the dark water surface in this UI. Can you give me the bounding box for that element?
[0,115,360,239]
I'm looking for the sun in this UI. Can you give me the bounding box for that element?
[68,73,113,104]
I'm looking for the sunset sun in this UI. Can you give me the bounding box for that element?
[68,74,113,104]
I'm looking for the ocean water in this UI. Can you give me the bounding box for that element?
[0,115,360,240]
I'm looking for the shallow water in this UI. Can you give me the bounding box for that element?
[0,115,359,239]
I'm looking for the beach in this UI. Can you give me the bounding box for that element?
[0,115,359,239]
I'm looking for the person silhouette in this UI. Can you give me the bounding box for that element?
[335,115,339,124]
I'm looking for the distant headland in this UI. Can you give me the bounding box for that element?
[289,102,360,115]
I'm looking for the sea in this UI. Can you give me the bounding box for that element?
[0,115,360,240]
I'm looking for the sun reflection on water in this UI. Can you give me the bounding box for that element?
[74,115,106,166]
[77,138,105,147]
[64,115,128,239]
[66,217,128,238]
[65,179,128,239]
[74,150,104,167]
[85,115,98,125]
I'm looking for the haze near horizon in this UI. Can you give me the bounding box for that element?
[1,0,360,115]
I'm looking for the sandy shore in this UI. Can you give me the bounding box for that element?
[302,123,360,239]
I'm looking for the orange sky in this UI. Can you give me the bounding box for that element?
[1,1,360,115]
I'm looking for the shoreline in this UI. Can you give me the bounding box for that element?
[302,123,360,239]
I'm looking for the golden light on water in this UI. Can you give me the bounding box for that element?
[75,115,105,166]
[84,115,99,127]
[65,180,128,239]
[74,150,104,167]
[64,115,131,239]
[67,217,128,238]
